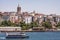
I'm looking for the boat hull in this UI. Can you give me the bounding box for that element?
[6,35,29,38]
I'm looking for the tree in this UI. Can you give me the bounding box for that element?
[56,22,60,28]
[1,20,8,26]
[30,21,39,28]
[19,21,30,30]
[7,20,12,26]
[42,21,52,29]
[0,20,13,26]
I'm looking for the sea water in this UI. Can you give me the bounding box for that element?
[0,32,60,40]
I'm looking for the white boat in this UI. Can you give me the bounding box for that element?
[6,32,29,38]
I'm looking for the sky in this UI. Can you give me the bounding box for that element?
[0,0,60,15]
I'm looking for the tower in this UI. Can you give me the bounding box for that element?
[17,4,21,15]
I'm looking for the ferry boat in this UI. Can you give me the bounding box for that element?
[6,32,29,38]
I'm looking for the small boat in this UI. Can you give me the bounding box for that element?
[6,32,29,39]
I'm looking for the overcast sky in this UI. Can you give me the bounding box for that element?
[0,0,60,15]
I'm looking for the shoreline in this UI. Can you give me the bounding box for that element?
[0,27,60,32]
[1,30,60,32]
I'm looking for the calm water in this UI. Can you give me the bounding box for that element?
[0,32,60,40]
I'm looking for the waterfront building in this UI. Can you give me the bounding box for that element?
[30,11,35,22]
[50,14,57,23]
[34,13,44,23]
[0,27,21,31]
[22,12,32,24]
[2,12,10,21]
[0,12,3,18]
[18,15,22,22]
[9,12,19,23]
[47,15,53,22]
[37,14,44,26]
[2,12,10,16]
[0,13,4,22]
[43,15,47,22]
[30,13,44,27]
[57,16,60,23]
[0,12,2,14]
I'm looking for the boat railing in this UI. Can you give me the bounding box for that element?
[6,32,26,35]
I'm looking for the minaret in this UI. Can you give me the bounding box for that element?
[17,4,21,15]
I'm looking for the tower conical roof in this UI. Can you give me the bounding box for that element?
[18,4,20,7]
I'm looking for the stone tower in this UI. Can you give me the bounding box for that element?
[17,4,21,15]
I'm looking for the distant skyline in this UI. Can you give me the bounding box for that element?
[0,0,60,15]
